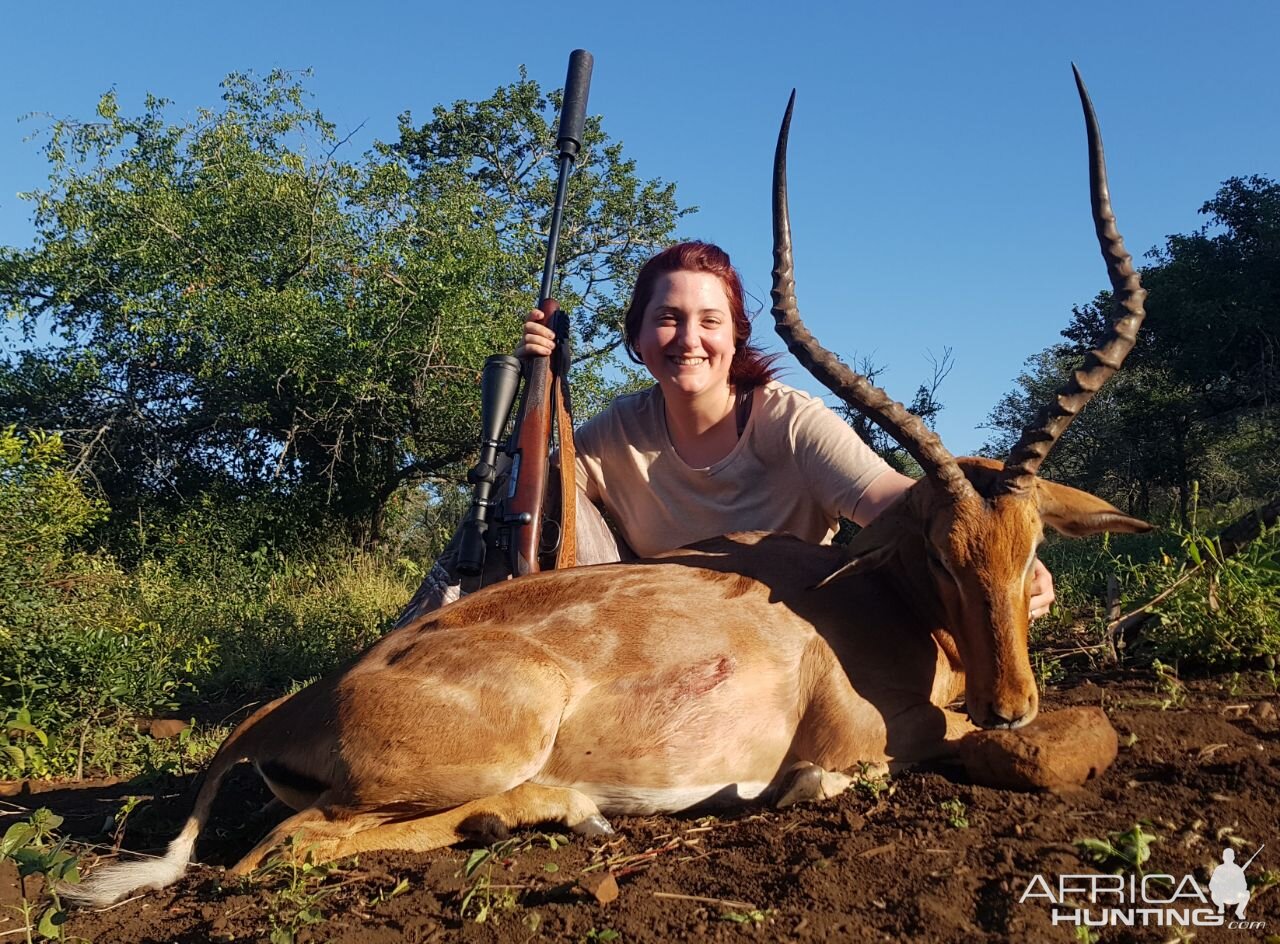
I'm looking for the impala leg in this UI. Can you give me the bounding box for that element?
[327,777,611,859]
[874,704,979,773]
[232,782,613,872]
[312,782,613,862]
[228,805,336,876]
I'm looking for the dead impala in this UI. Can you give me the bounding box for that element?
[70,68,1149,906]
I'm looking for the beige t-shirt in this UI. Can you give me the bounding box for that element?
[573,381,892,559]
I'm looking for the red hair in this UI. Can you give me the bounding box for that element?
[623,241,780,390]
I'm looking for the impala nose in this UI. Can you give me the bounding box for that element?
[983,696,1038,730]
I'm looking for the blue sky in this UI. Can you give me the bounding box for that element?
[2,1,1276,452]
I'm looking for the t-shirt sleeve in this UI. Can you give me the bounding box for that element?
[788,397,894,522]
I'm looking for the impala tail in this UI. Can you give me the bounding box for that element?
[61,695,290,906]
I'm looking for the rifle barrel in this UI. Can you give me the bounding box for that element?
[538,50,592,304]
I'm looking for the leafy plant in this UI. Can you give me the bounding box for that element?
[1076,823,1160,876]
[1152,660,1188,710]
[852,762,891,802]
[0,809,81,942]
[458,838,523,924]
[1107,504,1280,669]
[252,842,339,944]
[940,798,969,829]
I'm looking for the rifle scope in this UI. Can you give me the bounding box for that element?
[456,355,523,577]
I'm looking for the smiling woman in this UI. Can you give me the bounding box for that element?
[519,240,1054,621]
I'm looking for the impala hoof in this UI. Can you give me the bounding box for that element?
[573,814,615,837]
[776,762,855,808]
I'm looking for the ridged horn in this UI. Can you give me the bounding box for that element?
[770,91,975,502]
[1000,66,1148,491]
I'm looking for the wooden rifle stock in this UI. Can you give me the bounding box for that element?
[507,300,560,576]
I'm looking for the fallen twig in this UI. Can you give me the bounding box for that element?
[653,891,757,911]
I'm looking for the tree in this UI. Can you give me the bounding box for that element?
[0,70,688,546]
[984,176,1280,523]
[833,348,953,476]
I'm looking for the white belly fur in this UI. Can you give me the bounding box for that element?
[535,779,774,815]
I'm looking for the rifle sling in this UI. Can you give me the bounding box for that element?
[554,372,577,569]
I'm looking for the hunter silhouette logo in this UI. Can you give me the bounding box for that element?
[1019,843,1267,931]
[1210,845,1263,919]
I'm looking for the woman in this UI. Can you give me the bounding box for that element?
[521,241,1055,617]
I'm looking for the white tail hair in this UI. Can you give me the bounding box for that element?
[61,819,200,907]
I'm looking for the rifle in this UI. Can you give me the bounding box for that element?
[456,49,593,583]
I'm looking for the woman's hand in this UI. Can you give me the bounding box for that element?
[516,308,556,360]
[1029,558,1055,620]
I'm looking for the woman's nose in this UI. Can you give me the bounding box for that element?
[674,323,699,350]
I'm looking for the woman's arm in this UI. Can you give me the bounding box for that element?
[854,469,1056,620]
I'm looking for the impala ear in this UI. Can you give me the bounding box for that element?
[813,543,897,589]
[1037,481,1153,537]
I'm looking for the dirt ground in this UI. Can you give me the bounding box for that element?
[3,672,1279,944]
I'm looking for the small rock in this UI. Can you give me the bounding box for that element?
[577,871,619,905]
[147,718,190,739]
[842,809,865,830]
[959,707,1119,791]
[1250,701,1277,723]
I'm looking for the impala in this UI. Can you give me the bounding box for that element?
[69,68,1148,907]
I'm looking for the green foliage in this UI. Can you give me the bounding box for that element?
[251,845,339,944]
[939,797,969,829]
[0,427,413,779]
[0,65,689,780]
[459,840,521,924]
[0,426,106,635]
[1035,503,1280,672]
[1113,524,1280,669]
[1,808,80,941]
[1076,823,1160,876]
[1,69,688,546]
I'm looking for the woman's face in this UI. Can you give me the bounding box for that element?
[635,269,736,401]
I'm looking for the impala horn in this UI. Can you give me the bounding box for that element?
[771,91,976,504]
[999,66,1148,492]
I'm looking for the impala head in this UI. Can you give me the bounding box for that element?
[772,68,1151,730]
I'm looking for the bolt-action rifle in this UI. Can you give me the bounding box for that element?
[455,49,593,584]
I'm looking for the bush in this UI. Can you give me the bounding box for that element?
[1037,502,1280,671]
[0,428,418,779]
[1115,523,1280,669]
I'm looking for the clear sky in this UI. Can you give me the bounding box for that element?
[2,1,1276,452]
